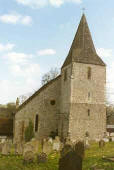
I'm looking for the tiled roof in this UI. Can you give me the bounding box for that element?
[62,14,105,68]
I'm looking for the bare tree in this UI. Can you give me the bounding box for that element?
[41,68,60,86]
[19,92,33,105]
[106,104,114,124]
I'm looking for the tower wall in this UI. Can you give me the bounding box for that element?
[69,62,106,141]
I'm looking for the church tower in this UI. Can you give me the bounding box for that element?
[60,14,106,141]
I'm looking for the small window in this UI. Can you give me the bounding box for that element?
[35,114,39,132]
[87,67,91,80]
[88,109,90,116]
[88,92,90,101]
[64,69,67,81]
[85,131,89,137]
[50,100,55,105]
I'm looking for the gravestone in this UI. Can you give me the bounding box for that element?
[103,138,109,142]
[48,137,53,144]
[0,143,3,153]
[23,142,34,156]
[23,151,35,164]
[60,144,73,158]
[2,141,11,155]
[16,143,23,155]
[43,139,53,155]
[37,152,47,164]
[59,141,84,170]
[99,140,105,148]
[84,137,90,149]
[30,138,39,153]
[53,136,61,151]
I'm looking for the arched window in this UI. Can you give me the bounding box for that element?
[35,114,39,132]
[88,109,90,116]
[87,67,91,80]
[85,131,89,137]
[88,92,91,101]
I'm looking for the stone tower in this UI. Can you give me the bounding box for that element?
[59,14,106,141]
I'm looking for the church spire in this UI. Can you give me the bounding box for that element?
[62,14,105,68]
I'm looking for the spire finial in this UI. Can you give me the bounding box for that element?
[82,8,85,14]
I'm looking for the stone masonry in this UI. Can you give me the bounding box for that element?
[14,14,106,143]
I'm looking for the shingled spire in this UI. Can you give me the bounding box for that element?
[62,14,105,68]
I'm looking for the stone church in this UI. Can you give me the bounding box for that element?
[14,14,106,143]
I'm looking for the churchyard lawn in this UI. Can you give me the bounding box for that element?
[0,142,113,170]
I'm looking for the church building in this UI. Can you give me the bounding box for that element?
[14,14,106,143]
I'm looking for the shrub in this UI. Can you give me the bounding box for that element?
[24,120,34,142]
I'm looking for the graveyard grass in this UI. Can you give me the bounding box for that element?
[0,142,113,170]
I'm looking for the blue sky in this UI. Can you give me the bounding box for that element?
[0,0,114,104]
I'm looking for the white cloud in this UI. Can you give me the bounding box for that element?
[68,0,82,3]
[97,48,114,104]
[21,16,32,25]
[37,49,56,56]
[5,52,33,64]
[49,0,64,7]
[106,62,114,104]
[16,0,82,8]
[16,0,47,8]
[0,43,15,52]
[0,77,41,104]
[97,48,113,58]
[11,63,41,77]
[0,13,32,25]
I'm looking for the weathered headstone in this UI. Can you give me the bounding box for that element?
[53,136,61,151]
[60,144,73,158]
[0,143,3,153]
[48,137,53,144]
[2,141,11,155]
[84,137,90,149]
[16,143,23,155]
[103,138,109,142]
[99,140,105,148]
[30,138,39,153]
[59,141,84,170]
[37,152,47,164]
[43,139,53,155]
[23,142,34,156]
[23,151,35,164]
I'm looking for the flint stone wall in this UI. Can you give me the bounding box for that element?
[69,63,106,141]
[14,76,61,143]
[14,62,106,143]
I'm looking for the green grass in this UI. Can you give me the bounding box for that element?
[0,142,113,170]
[83,142,114,170]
